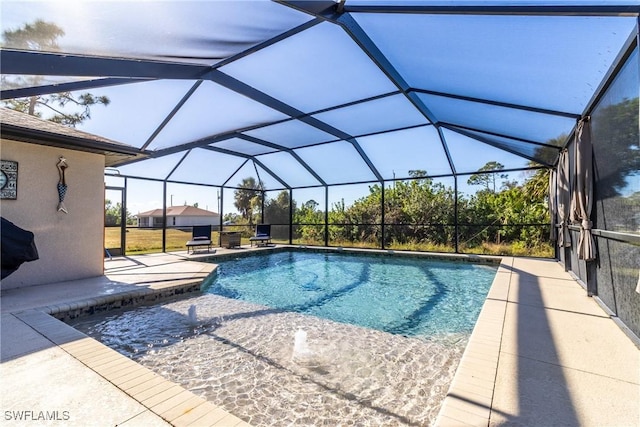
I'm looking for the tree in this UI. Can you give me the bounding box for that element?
[384,178,455,246]
[105,199,134,226]
[2,20,110,126]
[522,164,550,202]
[223,213,241,224]
[292,164,552,254]
[301,199,319,213]
[264,190,293,225]
[467,161,508,192]
[408,169,430,180]
[233,177,262,226]
[263,190,296,240]
[537,134,568,166]
[591,97,640,198]
[294,199,324,244]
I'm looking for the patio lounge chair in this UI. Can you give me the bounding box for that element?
[186,225,213,254]
[249,224,272,247]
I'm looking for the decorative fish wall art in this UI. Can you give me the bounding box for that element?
[57,156,68,213]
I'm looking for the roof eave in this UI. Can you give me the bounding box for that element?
[1,123,147,167]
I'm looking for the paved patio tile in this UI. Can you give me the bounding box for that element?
[0,314,53,361]
[158,395,209,422]
[436,406,489,427]
[171,402,223,427]
[0,342,169,427]
[437,252,640,427]
[117,410,171,426]
[490,352,639,427]
[184,406,233,427]
[150,390,196,418]
[141,384,186,407]
[508,275,607,316]
[437,414,479,426]
[124,374,170,395]
[108,364,155,384]
[500,302,639,382]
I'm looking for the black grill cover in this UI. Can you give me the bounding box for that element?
[1,217,39,279]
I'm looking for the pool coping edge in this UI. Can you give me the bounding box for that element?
[434,256,512,426]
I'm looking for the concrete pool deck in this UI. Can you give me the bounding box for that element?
[436,256,639,427]
[1,247,638,426]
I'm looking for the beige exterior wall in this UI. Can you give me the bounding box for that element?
[1,139,105,289]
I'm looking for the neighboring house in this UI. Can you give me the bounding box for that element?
[137,205,220,228]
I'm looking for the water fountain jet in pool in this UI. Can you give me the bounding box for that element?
[292,329,314,365]
[188,304,198,326]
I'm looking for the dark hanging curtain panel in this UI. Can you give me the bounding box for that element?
[548,168,558,242]
[556,149,571,248]
[571,119,596,261]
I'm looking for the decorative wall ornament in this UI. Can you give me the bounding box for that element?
[0,160,18,200]
[56,157,69,213]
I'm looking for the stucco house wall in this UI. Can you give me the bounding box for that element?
[1,139,105,289]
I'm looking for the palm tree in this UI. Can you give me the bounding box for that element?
[234,177,262,226]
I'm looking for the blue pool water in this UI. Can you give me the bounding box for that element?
[204,250,497,337]
[70,250,499,425]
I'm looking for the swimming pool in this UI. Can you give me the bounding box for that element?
[205,250,497,338]
[71,249,498,426]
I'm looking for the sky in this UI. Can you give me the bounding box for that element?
[3,1,637,215]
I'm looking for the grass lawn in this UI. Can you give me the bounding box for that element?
[105,228,221,254]
[105,227,289,254]
[106,227,553,257]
